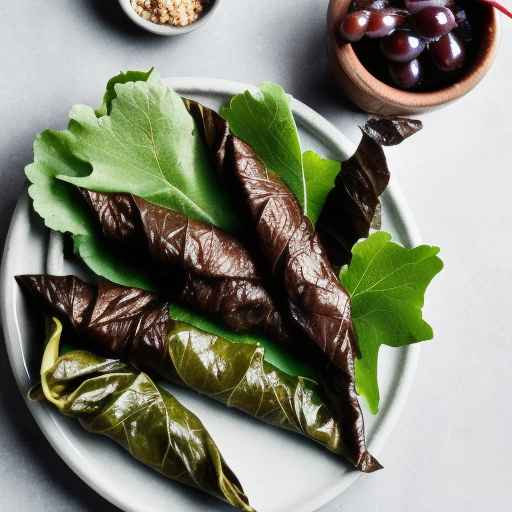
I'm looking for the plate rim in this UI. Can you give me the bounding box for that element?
[0,77,421,512]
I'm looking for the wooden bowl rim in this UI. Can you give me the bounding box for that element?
[328,0,500,110]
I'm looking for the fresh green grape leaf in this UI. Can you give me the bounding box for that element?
[26,129,92,236]
[169,303,316,379]
[340,231,443,413]
[221,82,307,214]
[303,151,340,225]
[56,79,239,232]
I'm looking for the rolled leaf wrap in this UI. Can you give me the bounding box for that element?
[79,189,290,345]
[37,317,254,512]
[226,137,380,472]
[18,275,363,468]
[317,117,422,268]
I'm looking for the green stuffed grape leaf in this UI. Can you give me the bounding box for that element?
[340,231,443,413]
[56,79,238,231]
[221,82,341,222]
[169,303,316,379]
[39,318,255,511]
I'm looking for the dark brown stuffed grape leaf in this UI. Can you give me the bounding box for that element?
[80,190,290,344]
[317,117,422,268]
[225,137,379,472]
[18,275,380,472]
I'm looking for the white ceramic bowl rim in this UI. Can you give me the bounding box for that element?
[0,77,422,512]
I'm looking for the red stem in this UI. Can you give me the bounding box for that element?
[479,0,512,19]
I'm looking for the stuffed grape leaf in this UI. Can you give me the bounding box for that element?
[225,137,379,472]
[317,117,422,268]
[80,190,290,344]
[18,275,379,472]
[37,317,255,511]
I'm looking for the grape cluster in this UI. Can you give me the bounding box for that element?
[338,0,473,90]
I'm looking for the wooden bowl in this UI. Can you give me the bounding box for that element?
[327,0,500,115]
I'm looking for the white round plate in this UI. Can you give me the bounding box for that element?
[0,78,421,512]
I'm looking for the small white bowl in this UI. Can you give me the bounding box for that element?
[118,0,221,36]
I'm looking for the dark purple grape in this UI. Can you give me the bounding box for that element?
[404,0,452,14]
[413,6,457,39]
[380,31,425,62]
[339,10,371,42]
[388,59,422,89]
[366,9,407,39]
[429,32,466,71]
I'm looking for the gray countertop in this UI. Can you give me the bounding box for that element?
[0,1,511,511]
